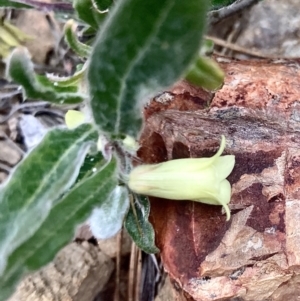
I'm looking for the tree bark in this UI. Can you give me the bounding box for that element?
[138,57,300,301]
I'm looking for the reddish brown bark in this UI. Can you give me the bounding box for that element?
[138,58,300,301]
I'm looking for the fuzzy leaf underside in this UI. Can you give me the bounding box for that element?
[88,0,209,136]
[89,185,129,239]
[0,124,97,280]
[0,158,117,301]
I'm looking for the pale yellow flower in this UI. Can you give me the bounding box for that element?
[128,136,235,220]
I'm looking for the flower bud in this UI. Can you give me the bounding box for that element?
[128,136,235,220]
[65,109,85,129]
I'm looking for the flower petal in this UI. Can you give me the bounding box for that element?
[218,179,232,220]
[129,162,218,199]
[214,155,235,181]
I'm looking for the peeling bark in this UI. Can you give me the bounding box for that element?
[138,58,300,301]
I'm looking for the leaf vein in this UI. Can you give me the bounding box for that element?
[114,0,175,133]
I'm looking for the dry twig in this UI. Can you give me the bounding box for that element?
[208,0,260,25]
[206,35,281,59]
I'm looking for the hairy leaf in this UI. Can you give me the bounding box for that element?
[0,123,97,277]
[0,159,117,301]
[93,0,113,12]
[125,195,159,254]
[64,20,91,58]
[89,185,129,239]
[45,66,85,88]
[73,0,107,28]
[7,47,85,104]
[88,0,209,136]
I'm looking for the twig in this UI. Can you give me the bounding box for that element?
[205,35,280,59]
[128,242,139,301]
[208,0,260,25]
[0,101,49,123]
[0,90,21,99]
[113,231,122,301]
[32,108,65,118]
[135,249,142,301]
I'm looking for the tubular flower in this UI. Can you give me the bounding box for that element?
[128,136,235,220]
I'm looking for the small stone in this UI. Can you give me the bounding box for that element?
[0,140,21,166]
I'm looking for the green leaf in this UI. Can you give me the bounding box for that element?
[45,67,85,88]
[0,159,117,301]
[64,20,91,58]
[0,124,97,278]
[90,185,129,239]
[210,0,236,9]
[200,39,214,56]
[125,195,159,254]
[36,75,78,93]
[7,47,85,104]
[76,151,105,183]
[88,0,209,136]
[73,0,106,29]
[82,25,97,38]
[93,0,113,12]
[0,0,31,8]
[185,56,224,90]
